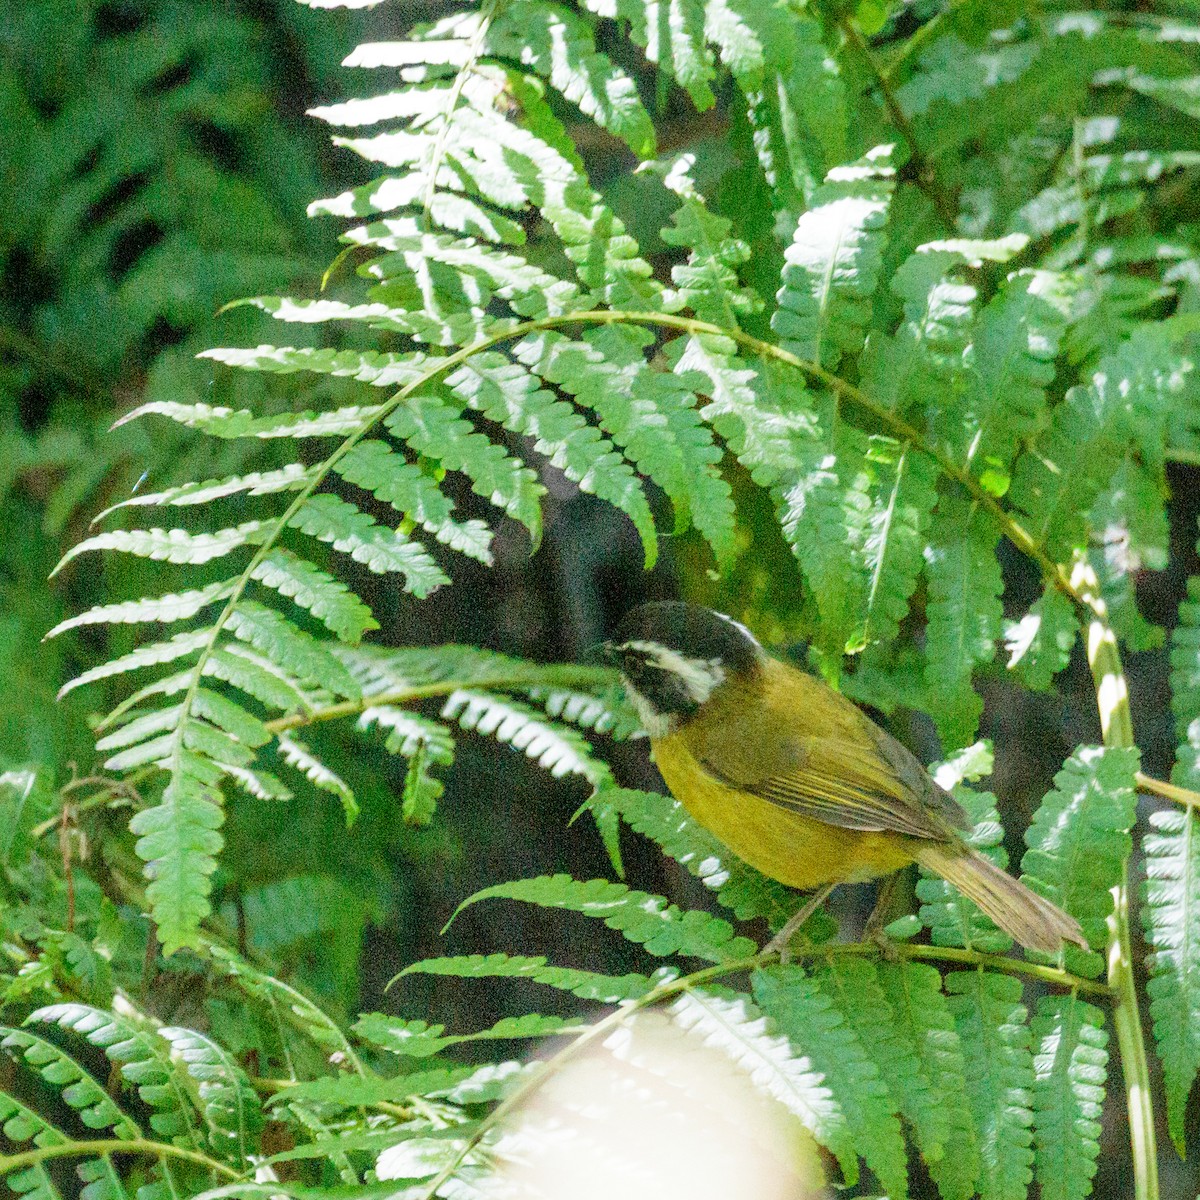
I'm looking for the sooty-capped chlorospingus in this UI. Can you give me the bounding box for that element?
[601,601,1085,955]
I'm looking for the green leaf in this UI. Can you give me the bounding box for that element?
[276,735,357,825]
[447,354,658,567]
[290,493,460,588]
[27,1004,204,1146]
[441,690,612,789]
[876,960,979,1200]
[353,1011,581,1059]
[399,953,652,1002]
[225,602,360,698]
[159,1026,264,1162]
[250,550,378,643]
[751,964,895,1189]
[93,464,316,521]
[772,145,896,368]
[1004,585,1078,692]
[117,398,383,440]
[53,522,272,573]
[0,1028,141,1137]
[1030,994,1108,1200]
[860,442,940,652]
[923,494,1003,748]
[333,439,494,565]
[1020,746,1138,976]
[129,767,224,957]
[357,707,454,825]
[45,581,237,639]
[451,874,756,963]
[1142,807,1200,1155]
[485,3,655,157]
[945,971,1034,1200]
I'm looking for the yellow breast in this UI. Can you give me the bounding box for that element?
[650,735,915,890]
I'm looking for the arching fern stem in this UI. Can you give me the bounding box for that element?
[177,305,1156,1197]
[0,1138,241,1183]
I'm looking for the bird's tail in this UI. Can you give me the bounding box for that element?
[913,842,1087,954]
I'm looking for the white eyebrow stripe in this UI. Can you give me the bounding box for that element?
[620,641,726,706]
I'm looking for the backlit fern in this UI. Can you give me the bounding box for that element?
[13,3,1200,1200]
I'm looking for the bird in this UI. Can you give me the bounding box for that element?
[600,601,1086,956]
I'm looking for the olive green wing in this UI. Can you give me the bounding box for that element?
[693,717,968,841]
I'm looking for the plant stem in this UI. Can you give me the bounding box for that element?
[838,17,958,230]
[1136,771,1200,809]
[262,668,613,736]
[1074,560,1158,1200]
[0,1139,242,1181]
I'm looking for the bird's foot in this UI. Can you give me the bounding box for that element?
[764,884,837,964]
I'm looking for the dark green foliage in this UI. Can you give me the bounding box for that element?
[7,2,1200,1199]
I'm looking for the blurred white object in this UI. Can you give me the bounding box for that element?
[491,1008,826,1200]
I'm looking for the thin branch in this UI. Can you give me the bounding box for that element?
[0,1138,243,1181]
[262,668,613,736]
[838,17,958,230]
[1137,771,1200,809]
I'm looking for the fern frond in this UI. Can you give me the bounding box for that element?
[441,690,612,789]
[158,1027,263,1163]
[923,494,1003,747]
[0,1091,68,1200]
[450,875,756,963]
[446,354,658,566]
[353,1011,581,1059]
[45,582,236,639]
[1142,807,1200,1155]
[751,964,903,1192]
[779,420,873,661]
[817,956,968,1195]
[290,493,464,586]
[276,735,357,824]
[333,426,500,561]
[249,550,377,644]
[357,707,454,825]
[53,522,272,573]
[667,987,855,1176]
[0,1028,140,1137]
[579,0,715,109]
[267,1066,480,1110]
[225,602,360,697]
[1011,323,1193,559]
[398,953,652,1003]
[115,399,383,440]
[965,270,1065,480]
[27,1004,203,1146]
[128,767,225,958]
[515,328,734,568]
[945,970,1035,1200]
[482,3,654,156]
[876,960,979,1200]
[772,146,896,368]
[860,442,940,653]
[1004,585,1078,692]
[1030,994,1108,1200]
[93,464,316,521]
[384,392,545,545]
[1020,746,1138,975]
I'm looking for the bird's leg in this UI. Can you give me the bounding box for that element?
[764,884,837,964]
[863,874,900,961]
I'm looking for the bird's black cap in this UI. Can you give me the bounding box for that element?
[609,602,763,673]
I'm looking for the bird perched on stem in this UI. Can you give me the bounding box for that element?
[601,601,1085,956]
